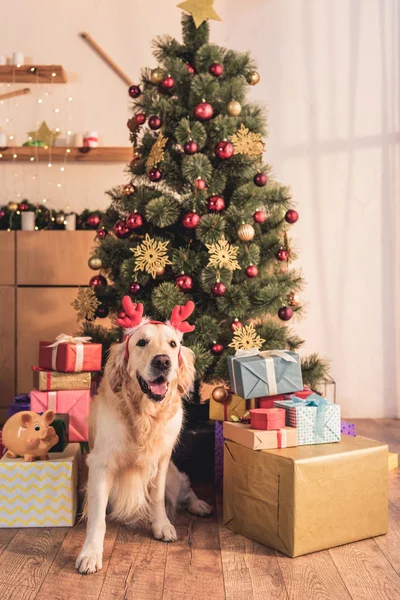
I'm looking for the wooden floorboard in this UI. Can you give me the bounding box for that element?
[374,502,400,575]
[0,530,18,558]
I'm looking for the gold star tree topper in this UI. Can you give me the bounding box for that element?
[206,236,241,271]
[146,134,168,168]
[131,234,172,278]
[28,121,60,148]
[71,288,100,322]
[177,0,221,28]
[231,123,265,156]
[229,323,266,351]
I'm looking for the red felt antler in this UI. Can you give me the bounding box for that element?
[169,301,195,333]
[117,296,144,329]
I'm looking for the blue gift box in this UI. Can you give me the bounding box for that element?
[7,394,30,419]
[227,350,303,400]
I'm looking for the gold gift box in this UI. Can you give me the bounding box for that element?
[209,393,246,422]
[224,436,388,557]
[223,421,297,450]
[32,368,91,391]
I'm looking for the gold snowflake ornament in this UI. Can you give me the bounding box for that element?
[206,237,241,271]
[131,234,172,278]
[231,124,265,156]
[229,323,266,351]
[146,134,168,168]
[71,288,100,322]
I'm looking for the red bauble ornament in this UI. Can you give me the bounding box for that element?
[245,265,258,278]
[176,274,193,291]
[195,177,206,191]
[254,173,268,187]
[285,209,299,224]
[253,210,266,224]
[276,248,289,261]
[113,220,130,239]
[207,195,225,212]
[182,212,200,229]
[278,306,293,321]
[184,140,198,155]
[129,282,141,295]
[89,275,107,289]
[209,63,224,77]
[97,227,108,239]
[96,304,109,319]
[230,319,243,332]
[148,168,162,182]
[0,210,5,219]
[135,113,146,126]
[193,101,214,121]
[126,212,143,230]
[215,140,234,160]
[149,115,162,130]
[19,202,29,211]
[211,342,224,355]
[87,214,101,229]
[211,282,226,296]
[128,85,141,98]
[161,75,174,90]
[186,63,195,74]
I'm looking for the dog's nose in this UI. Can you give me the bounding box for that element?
[151,354,171,372]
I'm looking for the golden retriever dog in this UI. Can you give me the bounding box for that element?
[76,299,212,574]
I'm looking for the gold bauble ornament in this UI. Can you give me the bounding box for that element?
[227,100,242,116]
[150,68,164,85]
[237,223,255,241]
[55,212,65,225]
[122,183,135,196]
[247,71,260,86]
[155,265,165,276]
[7,201,18,212]
[88,257,102,271]
[212,386,228,403]
[288,291,300,307]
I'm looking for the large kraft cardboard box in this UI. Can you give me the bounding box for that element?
[223,436,388,557]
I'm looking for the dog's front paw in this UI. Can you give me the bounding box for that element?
[188,497,213,517]
[75,542,103,574]
[152,519,177,542]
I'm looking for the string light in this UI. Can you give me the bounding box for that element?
[16,210,20,215]
[16,63,21,68]
[60,166,65,172]
[57,183,62,188]
[30,67,36,72]
[30,157,35,162]
[48,162,52,167]
[37,99,43,104]
[54,108,60,113]
[13,153,17,158]
[52,72,56,77]
[9,135,14,140]
[0,154,3,159]
[66,149,71,153]
[34,226,39,230]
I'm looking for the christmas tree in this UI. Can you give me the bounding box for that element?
[75,9,328,397]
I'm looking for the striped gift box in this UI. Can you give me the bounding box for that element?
[0,443,80,528]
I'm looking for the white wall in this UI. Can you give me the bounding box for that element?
[1,0,399,417]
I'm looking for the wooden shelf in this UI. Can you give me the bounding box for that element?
[0,146,133,163]
[0,65,67,83]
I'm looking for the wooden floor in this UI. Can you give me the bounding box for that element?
[0,419,399,600]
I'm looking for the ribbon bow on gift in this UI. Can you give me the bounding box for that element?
[47,335,92,348]
[47,335,92,372]
[289,394,331,441]
[233,348,297,396]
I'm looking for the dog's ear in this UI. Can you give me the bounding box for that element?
[104,341,128,393]
[177,345,196,397]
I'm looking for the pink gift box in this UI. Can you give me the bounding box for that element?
[249,408,286,431]
[30,389,91,442]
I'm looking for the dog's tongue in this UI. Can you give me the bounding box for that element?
[150,381,167,396]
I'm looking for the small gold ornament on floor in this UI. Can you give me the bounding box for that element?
[71,287,100,322]
[150,67,164,84]
[7,201,18,212]
[231,123,265,156]
[177,0,222,28]
[227,100,242,116]
[146,133,168,168]
[247,71,260,85]
[28,121,60,148]
[288,291,300,307]
[131,234,172,278]
[88,257,102,270]
[206,236,241,271]
[212,386,228,403]
[121,183,135,196]
[229,323,265,352]
[237,223,255,241]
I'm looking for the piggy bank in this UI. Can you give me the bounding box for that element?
[2,410,59,462]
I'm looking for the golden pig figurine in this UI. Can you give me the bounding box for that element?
[3,410,59,462]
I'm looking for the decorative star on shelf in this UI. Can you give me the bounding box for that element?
[131,234,172,279]
[229,323,266,352]
[231,123,265,156]
[71,287,100,322]
[177,0,221,28]
[146,134,168,168]
[206,236,241,271]
[28,121,60,148]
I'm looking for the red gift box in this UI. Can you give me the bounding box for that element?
[258,394,287,408]
[39,335,102,373]
[250,408,286,431]
[30,389,91,442]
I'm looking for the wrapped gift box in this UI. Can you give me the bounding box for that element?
[0,443,80,528]
[341,421,356,437]
[30,390,90,442]
[51,414,69,452]
[209,392,247,422]
[224,436,388,557]
[274,393,340,445]
[250,408,286,431]
[224,421,297,450]
[39,336,102,373]
[32,367,91,392]
[215,421,224,488]
[227,350,303,400]
[8,394,30,418]
[388,452,398,471]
